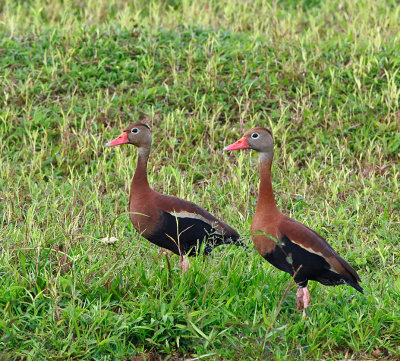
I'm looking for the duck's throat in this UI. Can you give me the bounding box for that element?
[256,156,278,213]
[132,147,150,189]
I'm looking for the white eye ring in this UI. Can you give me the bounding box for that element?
[131,128,139,134]
[251,132,259,139]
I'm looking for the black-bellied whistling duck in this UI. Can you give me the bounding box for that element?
[225,127,363,316]
[106,123,242,271]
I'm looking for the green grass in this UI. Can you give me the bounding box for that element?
[1,0,399,359]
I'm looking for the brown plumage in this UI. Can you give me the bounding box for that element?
[225,127,362,316]
[106,123,243,271]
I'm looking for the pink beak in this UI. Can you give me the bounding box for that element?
[224,137,250,151]
[106,132,129,147]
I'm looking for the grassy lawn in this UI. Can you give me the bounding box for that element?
[1,0,399,359]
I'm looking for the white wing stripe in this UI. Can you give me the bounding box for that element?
[166,210,218,229]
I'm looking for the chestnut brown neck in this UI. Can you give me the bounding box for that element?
[255,154,279,215]
[131,147,151,190]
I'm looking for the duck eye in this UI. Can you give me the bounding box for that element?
[131,128,139,134]
[251,132,259,139]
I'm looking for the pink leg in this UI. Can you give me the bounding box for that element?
[303,287,311,310]
[179,255,189,272]
[296,288,304,310]
[297,287,311,317]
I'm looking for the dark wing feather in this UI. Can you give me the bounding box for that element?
[154,193,240,239]
[263,234,334,287]
[278,217,362,292]
[147,211,241,256]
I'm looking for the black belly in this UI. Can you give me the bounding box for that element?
[146,211,239,256]
[264,235,352,288]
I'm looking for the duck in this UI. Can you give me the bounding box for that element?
[106,122,243,271]
[224,127,362,316]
